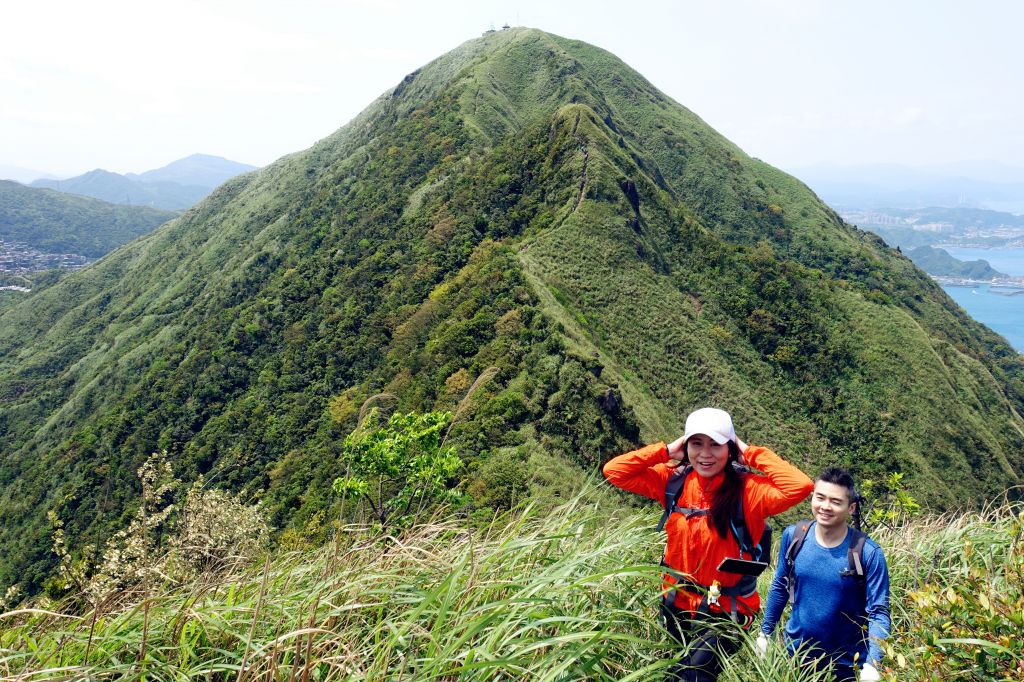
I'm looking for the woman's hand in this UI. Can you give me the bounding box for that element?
[666,435,688,461]
[735,437,749,466]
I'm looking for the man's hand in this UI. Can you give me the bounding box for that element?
[859,662,881,681]
[754,632,768,659]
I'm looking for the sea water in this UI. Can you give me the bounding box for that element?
[943,247,1024,277]
[940,247,1024,352]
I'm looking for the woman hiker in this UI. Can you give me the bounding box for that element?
[603,407,813,681]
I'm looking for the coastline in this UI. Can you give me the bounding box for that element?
[933,275,1024,289]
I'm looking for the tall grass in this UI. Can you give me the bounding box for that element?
[1,488,1021,680]
[873,497,1024,680]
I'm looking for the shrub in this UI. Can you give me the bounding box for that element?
[332,409,463,528]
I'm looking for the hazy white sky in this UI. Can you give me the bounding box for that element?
[3,0,1022,177]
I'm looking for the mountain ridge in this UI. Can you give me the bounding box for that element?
[1,27,1021,595]
[126,153,257,187]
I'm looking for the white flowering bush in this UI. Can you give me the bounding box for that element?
[47,451,268,610]
[168,477,270,579]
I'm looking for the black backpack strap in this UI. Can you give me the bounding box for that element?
[729,495,752,557]
[784,521,813,602]
[729,473,773,564]
[842,529,868,583]
[661,561,757,622]
[656,466,694,532]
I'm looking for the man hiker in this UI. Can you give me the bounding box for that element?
[758,467,891,682]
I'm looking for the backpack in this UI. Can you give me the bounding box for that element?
[655,462,772,619]
[783,520,867,602]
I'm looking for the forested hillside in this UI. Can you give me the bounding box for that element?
[0,180,177,258]
[1,28,1022,596]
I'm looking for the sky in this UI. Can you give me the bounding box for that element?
[2,0,1023,178]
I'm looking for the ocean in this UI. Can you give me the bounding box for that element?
[940,247,1024,352]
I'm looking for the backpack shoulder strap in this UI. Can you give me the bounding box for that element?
[655,466,692,532]
[728,476,755,557]
[784,520,813,602]
[846,528,868,583]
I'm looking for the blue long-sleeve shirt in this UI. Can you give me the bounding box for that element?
[762,523,891,668]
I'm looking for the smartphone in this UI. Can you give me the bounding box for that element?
[717,557,770,577]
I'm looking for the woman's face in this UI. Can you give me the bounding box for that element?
[686,434,730,478]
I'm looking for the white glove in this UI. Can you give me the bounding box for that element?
[754,632,768,658]
[859,662,881,681]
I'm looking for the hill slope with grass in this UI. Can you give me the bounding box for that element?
[2,484,1021,680]
[1,27,1023,597]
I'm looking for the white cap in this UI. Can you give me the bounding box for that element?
[682,407,736,445]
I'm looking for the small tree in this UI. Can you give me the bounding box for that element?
[332,409,463,528]
[860,471,921,530]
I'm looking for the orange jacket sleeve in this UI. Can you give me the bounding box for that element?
[743,445,814,518]
[602,442,673,504]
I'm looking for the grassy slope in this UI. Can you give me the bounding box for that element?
[2,487,1021,680]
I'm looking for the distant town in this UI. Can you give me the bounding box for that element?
[840,209,1024,248]
[0,239,88,279]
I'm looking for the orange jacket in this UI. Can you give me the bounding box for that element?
[603,442,813,618]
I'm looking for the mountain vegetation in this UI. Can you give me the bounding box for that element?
[0,180,177,258]
[30,155,256,211]
[1,27,1023,600]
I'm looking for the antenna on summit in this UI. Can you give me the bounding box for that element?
[483,22,496,35]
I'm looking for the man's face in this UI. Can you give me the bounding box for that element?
[811,480,855,530]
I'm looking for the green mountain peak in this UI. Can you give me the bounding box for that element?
[1,29,1022,595]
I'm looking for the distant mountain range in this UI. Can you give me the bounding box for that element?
[125,154,257,189]
[29,154,257,211]
[790,162,1024,214]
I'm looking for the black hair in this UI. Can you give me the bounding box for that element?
[816,467,857,501]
